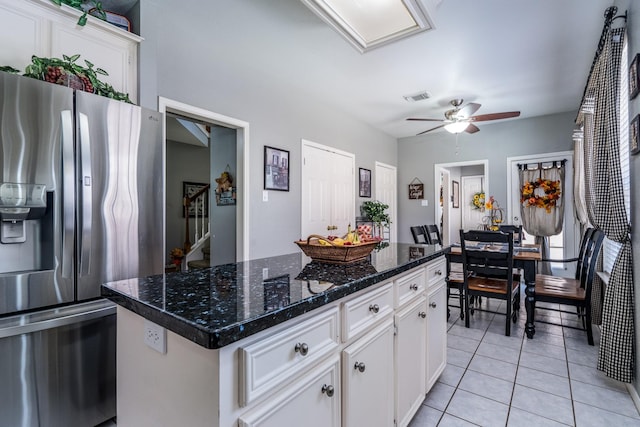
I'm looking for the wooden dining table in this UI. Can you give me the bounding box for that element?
[445,243,542,338]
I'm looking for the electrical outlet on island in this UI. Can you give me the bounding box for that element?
[144,319,167,354]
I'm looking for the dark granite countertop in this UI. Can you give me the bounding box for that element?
[102,243,445,349]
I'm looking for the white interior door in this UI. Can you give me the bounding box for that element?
[461,176,485,230]
[507,151,576,261]
[440,169,451,246]
[375,162,397,242]
[301,140,355,238]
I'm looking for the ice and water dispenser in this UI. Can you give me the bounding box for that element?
[0,183,53,273]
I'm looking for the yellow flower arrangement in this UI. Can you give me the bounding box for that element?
[472,192,485,210]
[520,178,562,213]
[170,247,184,259]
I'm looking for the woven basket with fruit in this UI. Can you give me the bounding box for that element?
[294,225,381,264]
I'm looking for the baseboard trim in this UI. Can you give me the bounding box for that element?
[627,383,640,414]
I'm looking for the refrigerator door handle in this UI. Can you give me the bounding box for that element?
[0,302,115,339]
[79,112,92,276]
[61,110,75,279]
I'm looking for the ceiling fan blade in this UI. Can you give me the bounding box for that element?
[416,124,446,135]
[465,123,480,134]
[469,111,521,122]
[456,102,481,119]
[407,117,445,122]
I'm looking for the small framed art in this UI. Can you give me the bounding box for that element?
[183,181,209,217]
[452,180,460,208]
[631,114,640,155]
[359,168,371,197]
[630,54,640,100]
[264,146,290,191]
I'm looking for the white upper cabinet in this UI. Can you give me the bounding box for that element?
[0,0,141,103]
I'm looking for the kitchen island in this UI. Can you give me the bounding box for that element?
[102,243,447,427]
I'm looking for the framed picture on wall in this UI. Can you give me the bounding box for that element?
[264,146,290,191]
[630,54,640,100]
[452,180,460,208]
[631,114,640,155]
[359,168,371,197]
[183,181,209,217]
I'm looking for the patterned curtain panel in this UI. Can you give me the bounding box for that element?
[577,27,633,383]
[518,163,565,275]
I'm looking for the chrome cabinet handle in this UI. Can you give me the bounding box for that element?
[410,284,418,291]
[369,304,380,313]
[321,384,335,397]
[435,270,443,276]
[430,302,437,308]
[419,312,426,318]
[294,342,309,356]
[354,362,366,372]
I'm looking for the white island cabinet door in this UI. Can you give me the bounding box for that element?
[395,297,427,427]
[426,281,447,391]
[342,318,394,427]
[238,356,340,427]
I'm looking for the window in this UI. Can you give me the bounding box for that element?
[602,35,631,274]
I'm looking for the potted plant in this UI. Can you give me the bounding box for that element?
[49,0,106,26]
[2,54,132,103]
[361,200,391,240]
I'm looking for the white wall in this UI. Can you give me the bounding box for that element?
[397,112,576,243]
[210,126,237,265]
[137,0,397,259]
[165,140,209,259]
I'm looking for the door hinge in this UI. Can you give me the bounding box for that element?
[393,324,398,336]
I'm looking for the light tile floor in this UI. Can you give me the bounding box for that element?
[409,298,640,427]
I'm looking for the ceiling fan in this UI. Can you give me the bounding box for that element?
[406,99,521,135]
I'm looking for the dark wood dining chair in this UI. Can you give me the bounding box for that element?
[540,227,594,280]
[424,224,442,245]
[497,225,524,244]
[460,229,520,336]
[533,228,605,345]
[410,226,429,244]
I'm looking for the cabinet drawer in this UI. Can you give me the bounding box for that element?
[238,356,341,427]
[395,268,426,308]
[239,307,340,406]
[342,283,393,342]
[425,257,446,288]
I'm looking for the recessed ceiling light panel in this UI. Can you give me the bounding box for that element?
[301,0,436,53]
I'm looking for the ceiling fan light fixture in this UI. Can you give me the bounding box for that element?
[444,121,469,134]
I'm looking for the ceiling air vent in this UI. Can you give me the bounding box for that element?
[403,91,431,102]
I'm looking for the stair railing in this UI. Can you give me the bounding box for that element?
[183,184,211,254]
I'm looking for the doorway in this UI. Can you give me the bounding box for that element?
[159,97,249,265]
[507,151,575,275]
[434,160,489,246]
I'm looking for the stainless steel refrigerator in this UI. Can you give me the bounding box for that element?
[0,72,163,426]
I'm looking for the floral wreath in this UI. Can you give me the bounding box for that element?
[471,192,485,210]
[521,178,561,213]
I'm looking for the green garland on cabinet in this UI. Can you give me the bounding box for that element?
[50,0,107,26]
[1,54,132,103]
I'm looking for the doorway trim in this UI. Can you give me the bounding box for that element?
[158,97,250,261]
[375,161,397,242]
[434,159,489,246]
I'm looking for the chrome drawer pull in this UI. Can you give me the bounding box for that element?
[419,311,426,319]
[321,384,335,397]
[354,362,366,372]
[430,302,437,308]
[294,342,309,356]
[410,284,418,291]
[369,304,380,314]
[435,270,443,276]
